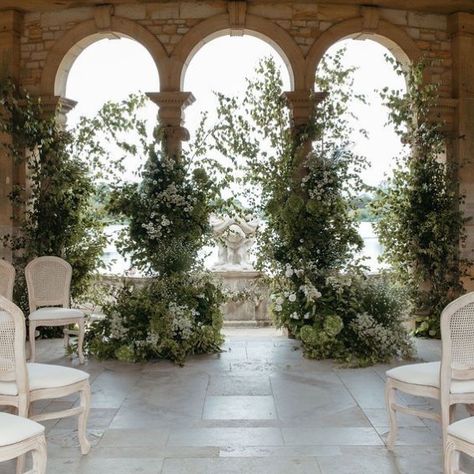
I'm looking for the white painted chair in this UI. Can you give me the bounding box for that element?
[0,295,91,457]
[0,412,47,474]
[0,259,15,301]
[445,417,474,473]
[25,256,85,364]
[385,292,474,450]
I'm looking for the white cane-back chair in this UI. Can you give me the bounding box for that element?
[385,292,474,450]
[25,256,85,363]
[0,295,91,457]
[445,417,474,473]
[0,259,15,300]
[0,412,47,474]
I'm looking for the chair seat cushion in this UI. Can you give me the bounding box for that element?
[0,363,89,396]
[29,307,84,321]
[448,417,474,444]
[0,412,44,446]
[386,361,474,394]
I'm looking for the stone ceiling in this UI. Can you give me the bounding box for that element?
[2,0,474,15]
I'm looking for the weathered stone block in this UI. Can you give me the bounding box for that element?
[293,4,319,20]
[317,4,359,22]
[247,4,293,20]
[149,4,180,20]
[162,24,178,34]
[179,2,226,19]
[40,7,92,27]
[114,4,147,20]
[408,12,447,31]
[380,8,408,26]
[407,27,420,39]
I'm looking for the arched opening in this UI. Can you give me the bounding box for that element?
[181,29,295,90]
[316,37,407,272]
[183,35,291,270]
[65,36,160,275]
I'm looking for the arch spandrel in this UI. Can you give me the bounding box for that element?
[41,16,168,97]
[305,18,422,90]
[168,14,306,91]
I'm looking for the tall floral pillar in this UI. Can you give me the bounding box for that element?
[449,13,474,288]
[146,92,195,159]
[0,10,23,259]
[283,90,326,180]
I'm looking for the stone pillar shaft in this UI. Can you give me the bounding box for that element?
[449,13,474,285]
[283,89,326,181]
[0,10,23,259]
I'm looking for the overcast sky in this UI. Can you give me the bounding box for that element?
[66,35,405,187]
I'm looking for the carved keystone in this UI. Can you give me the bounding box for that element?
[94,5,114,31]
[228,0,247,36]
[361,6,380,31]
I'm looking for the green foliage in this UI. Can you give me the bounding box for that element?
[211,49,412,365]
[87,105,226,363]
[296,275,414,366]
[372,58,469,337]
[86,273,224,365]
[0,79,108,321]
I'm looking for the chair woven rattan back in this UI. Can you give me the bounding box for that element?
[441,292,474,387]
[25,256,72,312]
[0,295,28,392]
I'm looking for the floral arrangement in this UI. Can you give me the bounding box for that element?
[86,106,227,364]
[211,51,413,365]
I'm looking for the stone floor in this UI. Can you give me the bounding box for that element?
[1,328,473,473]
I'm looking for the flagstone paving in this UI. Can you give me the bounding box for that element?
[1,328,472,473]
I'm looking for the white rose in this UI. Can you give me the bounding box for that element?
[285,268,293,278]
[275,296,284,305]
[290,312,299,319]
[274,305,282,312]
[289,293,296,302]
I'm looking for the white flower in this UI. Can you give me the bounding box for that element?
[289,293,296,302]
[275,296,284,305]
[290,312,299,319]
[304,312,311,319]
[285,268,293,278]
[274,304,282,312]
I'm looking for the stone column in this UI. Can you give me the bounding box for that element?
[146,91,195,159]
[0,10,22,259]
[449,13,474,288]
[283,89,326,180]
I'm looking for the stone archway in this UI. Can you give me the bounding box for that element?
[305,17,421,89]
[40,15,167,97]
[167,13,306,91]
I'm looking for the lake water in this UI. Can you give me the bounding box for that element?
[101,221,385,275]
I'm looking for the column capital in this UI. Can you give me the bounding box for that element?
[146,91,196,157]
[448,12,474,38]
[283,90,327,126]
[146,91,195,111]
[38,95,77,127]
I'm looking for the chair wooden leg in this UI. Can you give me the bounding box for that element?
[78,383,91,455]
[441,402,451,450]
[385,379,398,450]
[15,455,25,474]
[444,439,459,474]
[31,435,48,474]
[63,327,70,350]
[78,319,85,364]
[29,322,37,363]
